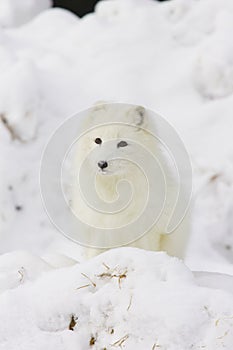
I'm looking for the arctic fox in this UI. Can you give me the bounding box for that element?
[71,103,190,259]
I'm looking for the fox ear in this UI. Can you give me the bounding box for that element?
[86,103,147,129]
[93,100,110,107]
[127,105,146,128]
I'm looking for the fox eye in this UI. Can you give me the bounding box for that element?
[95,137,102,145]
[117,140,128,148]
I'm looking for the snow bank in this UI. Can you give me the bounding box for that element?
[0,0,51,28]
[0,59,40,141]
[0,248,232,350]
[0,251,52,292]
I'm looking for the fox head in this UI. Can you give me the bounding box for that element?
[75,103,157,179]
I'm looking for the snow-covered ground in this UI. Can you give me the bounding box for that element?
[0,248,232,350]
[0,0,233,348]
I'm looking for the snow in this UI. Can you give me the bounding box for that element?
[0,0,51,28]
[0,0,233,348]
[0,248,232,350]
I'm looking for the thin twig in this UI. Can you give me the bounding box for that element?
[127,295,133,311]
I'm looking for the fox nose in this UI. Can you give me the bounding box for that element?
[98,161,108,170]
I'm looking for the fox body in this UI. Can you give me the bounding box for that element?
[72,103,189,259]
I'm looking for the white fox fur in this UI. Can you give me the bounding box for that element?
[71,103,189,259]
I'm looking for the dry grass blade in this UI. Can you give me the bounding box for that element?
[111,334,129,347]
[81,272,96,287]
[127,295,133,311]
[76,284,91,290]
[97,268,127,289]
[102,262,110,270]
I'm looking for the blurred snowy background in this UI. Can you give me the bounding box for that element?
[0,0,233,348]
[0,0,232,271]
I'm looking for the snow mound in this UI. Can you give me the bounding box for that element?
[0,59,40,141]
[0,0,51,28]
[95,0,137,22]
[0,248,232,350]
[193,11,233,99]
[0,251,52,293]
[16,8,79,44]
